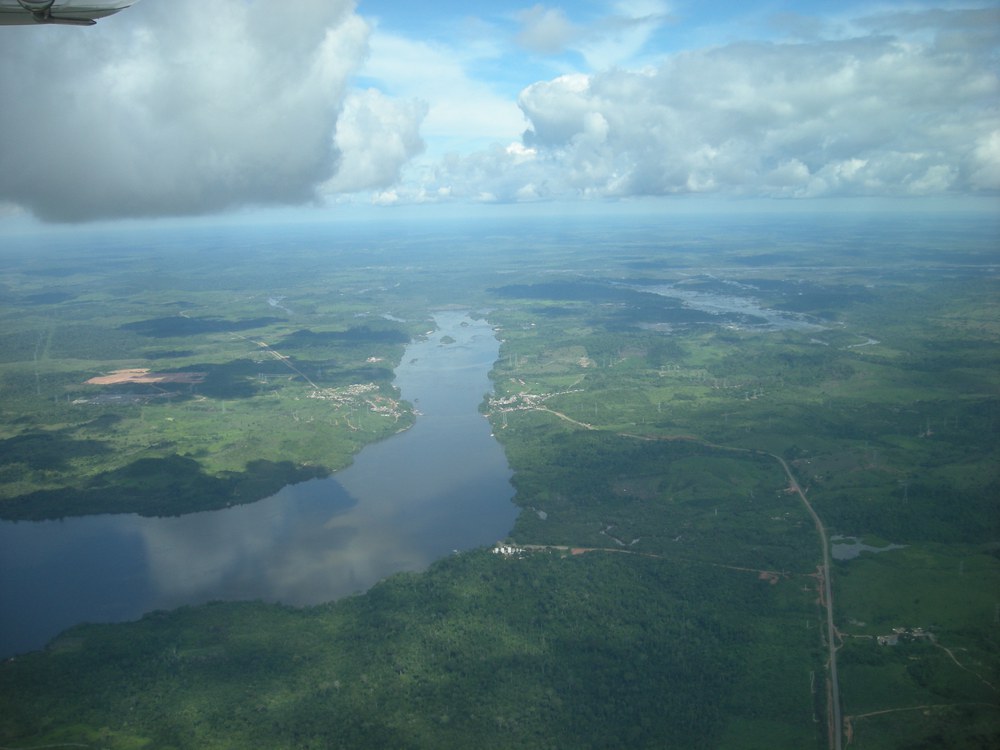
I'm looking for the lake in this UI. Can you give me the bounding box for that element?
[629,280,826,331]
[0,311,517,658]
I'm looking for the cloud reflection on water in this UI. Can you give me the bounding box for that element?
[0,312,516,656]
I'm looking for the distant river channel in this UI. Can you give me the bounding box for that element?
[0,311,517,658]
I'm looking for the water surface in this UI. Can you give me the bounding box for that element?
[831,536,907,561]
[0,311,516,657]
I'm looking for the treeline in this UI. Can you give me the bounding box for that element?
[0,549,822,749]
[0,455,326,520]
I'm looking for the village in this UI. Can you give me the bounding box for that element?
[487,383,585,416]
[308,382,405,421]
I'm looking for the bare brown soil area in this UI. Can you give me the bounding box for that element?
[85,368,206,385]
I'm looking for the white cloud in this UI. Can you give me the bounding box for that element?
[969,130,1000,190]
[5,2,995,220]
[423,13,997,203]
[516,5,580,55]
[361,31,527,153]
[515,0,674,69]
[0,0,375,221]
[349,5,1000,208]
[324,89,427,194]
[577,0,673,70]
[372,189,400,206]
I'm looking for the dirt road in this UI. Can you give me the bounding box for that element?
[773,454,841,750]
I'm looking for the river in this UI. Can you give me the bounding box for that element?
[0,311,517,658]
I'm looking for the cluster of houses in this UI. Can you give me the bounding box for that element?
[877,627,930,646]
[488,386,585,413]
[492,543,527,558]
[308,383,403,420]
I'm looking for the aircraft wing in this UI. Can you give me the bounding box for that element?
[0,0,139,25]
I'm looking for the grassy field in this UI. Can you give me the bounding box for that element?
[0,226,424,518]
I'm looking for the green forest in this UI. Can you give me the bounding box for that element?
[1,214,998,748]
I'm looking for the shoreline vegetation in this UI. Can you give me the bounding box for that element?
[0,314,418,520]
[1,215,998,749]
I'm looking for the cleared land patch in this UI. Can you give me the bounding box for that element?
[85,368,207,385]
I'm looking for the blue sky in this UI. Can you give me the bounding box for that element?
[0,0,997,223]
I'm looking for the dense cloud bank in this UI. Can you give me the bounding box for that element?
[413,8,999,204]
[1,3,997,220]
[0,0,414,221]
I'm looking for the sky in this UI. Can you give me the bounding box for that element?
[0,0,997,224]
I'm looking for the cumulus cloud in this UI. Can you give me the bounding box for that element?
[361,31,527,152]
[6,2,994,219]
[0,0,374,221]
[323,89,427,194]
[422,11,998,203]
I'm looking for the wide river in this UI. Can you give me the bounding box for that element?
[0,311,517,657]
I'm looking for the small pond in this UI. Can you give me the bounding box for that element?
[831,535,907,561]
